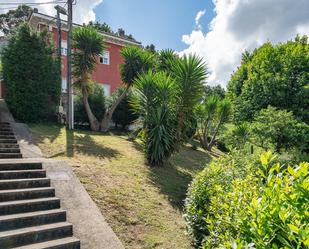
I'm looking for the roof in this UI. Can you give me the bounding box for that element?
[28,11,142,47]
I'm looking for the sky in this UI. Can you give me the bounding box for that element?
[1,0,309,86]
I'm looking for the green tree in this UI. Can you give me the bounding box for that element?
[87,21,112,33]
[145,44,156,53]
[250,106,309,152]
[204,84,225,99]
[72,26,105,131]
[100,46,156,131]
[0,5,32,35]
[195,95,231,151]
[2,24,60,122]
[227,35,309,123]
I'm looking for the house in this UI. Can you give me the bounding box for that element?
[28,9,141,97]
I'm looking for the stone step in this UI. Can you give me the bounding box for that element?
[0,143,19,149]
[0,209,66,232]
[0,153,22,159]
[0,178,50,190]
[13,237,80,249]
[0,135,15,139]
[0,222,73,248]
[0,138,17,144]
[0,169,46,180]
[0,128,13,133]
[0,187,55,202]
[0,162,42,171]
[0,148,20,153]
[0,132,14,136]
[0,197,60,215]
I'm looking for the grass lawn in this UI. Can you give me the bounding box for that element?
[29,123,214,249]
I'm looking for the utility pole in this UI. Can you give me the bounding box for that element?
[55,5,67,124]
[55,5,67,81]
[67,0,74,129]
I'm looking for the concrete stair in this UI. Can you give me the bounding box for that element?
[0,122,80,248]
[0,123,21,159]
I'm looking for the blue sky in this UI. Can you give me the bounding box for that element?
[94,0,215,51]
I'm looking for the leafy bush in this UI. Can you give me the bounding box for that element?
[184,152,258,247]
[185,151,309,248]
[74,83,106,124]
[2,24,60,122]
[251,106,309,152]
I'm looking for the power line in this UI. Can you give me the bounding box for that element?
[0,1,66,11]
[0,1,64,5]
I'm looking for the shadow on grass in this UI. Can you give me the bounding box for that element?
[30,123,63,144]
[148,146,212,210]
[73,132,120,159]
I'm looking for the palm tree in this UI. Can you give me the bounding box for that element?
[157,49,178,72]
[172,54,208,144]
[72,26,105,131]
[100,46,155,131]
[196,96,231,151]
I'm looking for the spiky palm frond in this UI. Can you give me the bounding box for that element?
[158,49,178,72]
[120,46,156,87]
[72,26,105,81]
[172,54,208,113]
[132,71,177,166]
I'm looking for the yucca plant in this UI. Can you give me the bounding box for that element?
[72,26,105,131]
[132,71,177,166]
[196,95,231,151]
[172,54,208,144]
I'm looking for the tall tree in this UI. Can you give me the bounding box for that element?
[0,5,32,35]
[2,24,60,122]
[72,26,105,131]
[100,46,155,131]
[227,35,309,123]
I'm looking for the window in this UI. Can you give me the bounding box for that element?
[102,84,110,96]
[100,50,110,65]
[61,78,67,93]
[61,40,68,56]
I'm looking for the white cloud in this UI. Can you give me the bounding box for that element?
[0,0,103,24]
[180,0,309,87]
[195,9,206,29]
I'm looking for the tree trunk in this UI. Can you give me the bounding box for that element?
[81,82,100,131]
[208,119,223,150]
[100,87,129,132]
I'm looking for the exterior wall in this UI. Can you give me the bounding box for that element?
[29,13,141,97]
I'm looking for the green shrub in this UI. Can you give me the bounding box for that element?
[2,24,60,122]
[185,151,309,248]
[74,83,106,124]
[184,152,258,247]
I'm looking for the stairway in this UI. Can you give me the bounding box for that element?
[0,122,80,248]
[0,123,21,159]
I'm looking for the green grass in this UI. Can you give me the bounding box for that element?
[29,123,214,249]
